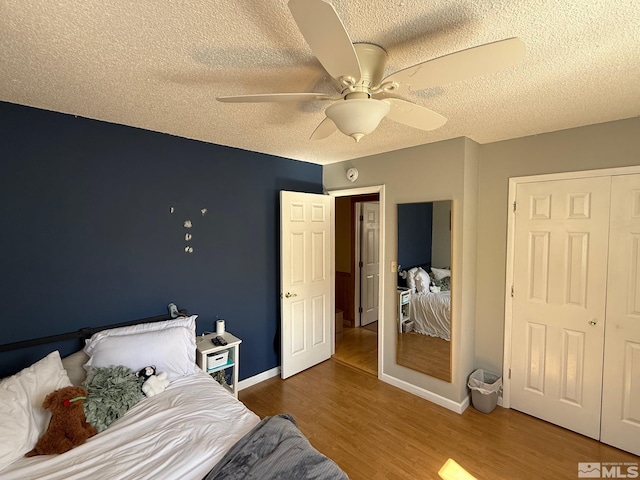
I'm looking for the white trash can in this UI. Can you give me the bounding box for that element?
[468,369,502,413]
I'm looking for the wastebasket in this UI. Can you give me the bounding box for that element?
[467,369,502,413]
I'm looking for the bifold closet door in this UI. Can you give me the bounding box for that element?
[510,176,611,440]
[601,173,640,456]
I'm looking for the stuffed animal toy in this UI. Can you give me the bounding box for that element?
[141,371,170,397]
[135,365,156,382]
[25,386,97,457]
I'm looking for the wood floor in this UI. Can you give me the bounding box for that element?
[239,360,639,480]
[397,331,451,382]
[333,325,377,376]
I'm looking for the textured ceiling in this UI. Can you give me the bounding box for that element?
[1,0,639,165]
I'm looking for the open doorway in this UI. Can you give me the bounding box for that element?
[333,193,380,375]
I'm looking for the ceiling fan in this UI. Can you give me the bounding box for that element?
[217,0,526,143]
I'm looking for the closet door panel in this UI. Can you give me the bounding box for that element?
[601,173,640,456]
[510,177,611,439]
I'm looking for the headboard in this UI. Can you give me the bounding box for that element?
[0,309,187,379]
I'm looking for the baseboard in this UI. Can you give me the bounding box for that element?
[238,366,280,391]
[380,373,470,414]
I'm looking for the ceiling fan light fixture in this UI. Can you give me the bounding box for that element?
[325,99,390,142]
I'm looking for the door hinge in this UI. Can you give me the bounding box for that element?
[511,285,514,297]
[359,261,363,268]
[513,201,517,213]
[359,307,363,313]
[508,368,511,379]
[360,214,364,221]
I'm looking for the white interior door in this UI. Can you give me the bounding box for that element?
[510,177,611,439]
[601,174,640,455]
[280,191,333,379]
[360,202,380,327]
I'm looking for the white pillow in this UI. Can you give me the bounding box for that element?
[84,317,197,381]
[405,267,419,292]
[62,350,90,386]
[85,315,197,344]
[414,268,431,293]
[431,267,451,280]
[0,351,72,470]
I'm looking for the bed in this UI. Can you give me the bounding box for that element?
[0,311,349,480]
[410,290,451,341]
[402,265,451,341]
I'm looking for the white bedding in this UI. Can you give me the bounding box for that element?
[1,370,260,480]
[410,290,451,341]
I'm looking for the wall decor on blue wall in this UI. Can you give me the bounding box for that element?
[0,101,323,379]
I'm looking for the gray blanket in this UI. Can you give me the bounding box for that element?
[204,414,349,480]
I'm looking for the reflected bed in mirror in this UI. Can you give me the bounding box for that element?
[396,200,452,382]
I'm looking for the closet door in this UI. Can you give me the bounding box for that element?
[601,173,640,456]
[510,176,611,439]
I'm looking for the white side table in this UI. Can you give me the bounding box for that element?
[195,332,242,397]
[397,287,411,333]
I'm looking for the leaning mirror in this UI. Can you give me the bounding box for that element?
[396,200,452,382]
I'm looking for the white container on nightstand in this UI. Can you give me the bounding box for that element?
[207,350,229,369]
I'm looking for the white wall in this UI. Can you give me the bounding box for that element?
[475,116,640,373]
[324,137,479,404]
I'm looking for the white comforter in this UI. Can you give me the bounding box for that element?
[1,370,260,480]
[410,290,451,341]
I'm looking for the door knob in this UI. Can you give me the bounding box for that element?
[589,319,598,326]
[284,292,298,298]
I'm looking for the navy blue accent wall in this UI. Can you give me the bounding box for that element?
[397,202,433,273]
[0,101,323,379]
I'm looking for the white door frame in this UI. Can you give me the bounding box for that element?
[329,185,385,378]
[502,165,640,408]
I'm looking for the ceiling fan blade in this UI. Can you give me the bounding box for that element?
[288,0,361,82]
[310,116,337,140]
[217,93,333,103]
[384,37,526,91]
[383,98,447,131]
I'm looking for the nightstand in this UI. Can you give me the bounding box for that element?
[195,332,242,397]
[397,287,411,333]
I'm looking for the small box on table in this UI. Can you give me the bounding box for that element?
[207,350,229,369]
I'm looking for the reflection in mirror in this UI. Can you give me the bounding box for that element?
[396,201,452,382]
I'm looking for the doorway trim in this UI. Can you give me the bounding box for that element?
[502,165,640,408]
[329,185,385,378]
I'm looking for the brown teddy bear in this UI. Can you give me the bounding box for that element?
[25,386,98,457]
